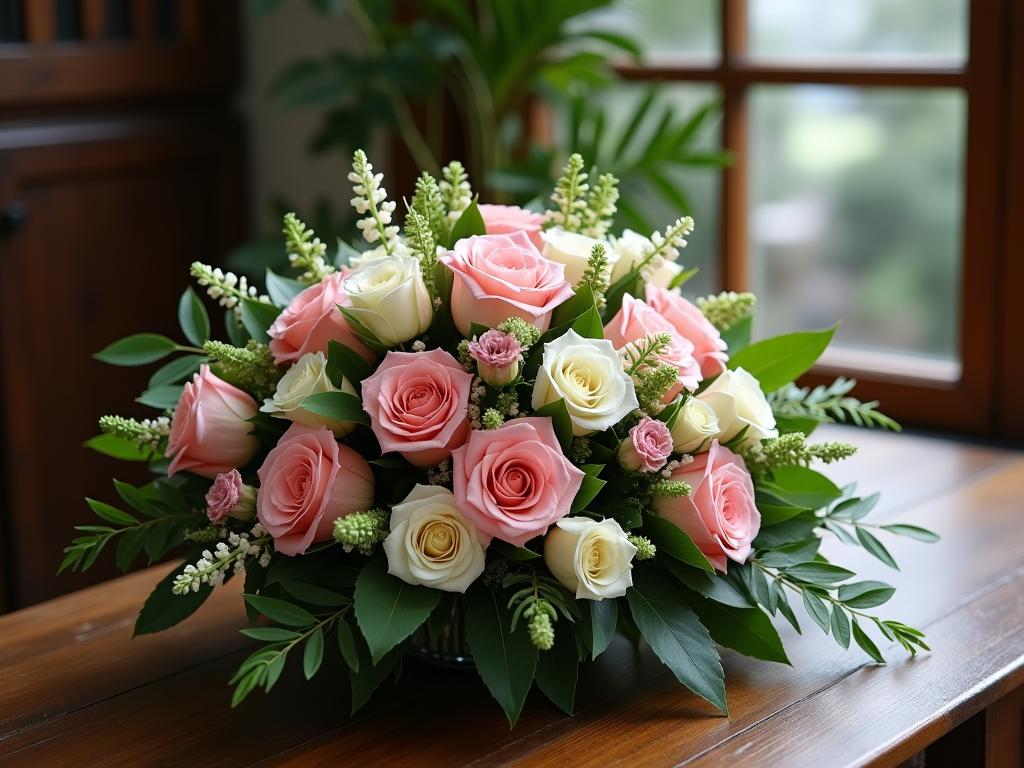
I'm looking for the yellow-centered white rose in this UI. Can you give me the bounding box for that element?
[698,367,778,448]
[609,228,683,287]
[542,228,621,285]
[532,329,639,436]
[342,254,432,346]
[260,351,357,436]
[382,485,486,593]
[544,517,637,600]
[670,396,720,454]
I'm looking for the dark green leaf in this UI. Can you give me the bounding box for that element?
[86,498,138,526]
[465,583,539,727]
[532,398,573,453]
[784,562,855,585]
[586,598,618,658]
[490,541,542,561]
[95,333,177,366]
[663,559,753,608]
[303,627,325,679]
[728,326,836,392]
[831,493,880,521]
[830,606,851,648]
[852,619,885,663]
[626,569,726,713]
[240,627,301,642]
[690,596,789,664]
[327,339,373,390]
[300,391,370,426]
[756,538,821,568]
[149,354,206,389]
[349,632,404,714]
[801,590,831,634]
[84,433,153,462]
[266,268,305,307]
[354,557,441,664]
[644,514,714,572]
[879,524,940,543]
[720,315,752,354]
[337,617,360,672]
[113,480,163,517]
[449,198,486,244]
[225,308,250,346]
[549,283,597,329]
[243,594,317,627]
[134,559,212,636]
[239,298,282,344]
[535,624,579,715]
[855,527,899,570]
[571,475,606,514]
[136,384,183,410]
[115,527,147,572]
[178,287,211,346]
[838,580,896,609]
[763,466,842,511]
[279,579,349,606]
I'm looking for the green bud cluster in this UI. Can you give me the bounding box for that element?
[628,534,657,560]
[203,340,280,400]
[332,508,390,555]
[697,291,757,331]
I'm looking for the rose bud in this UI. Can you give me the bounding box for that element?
[670,396,720,454]
[618,416,673,473]
[468,329,522,386]
[205,469,257,523]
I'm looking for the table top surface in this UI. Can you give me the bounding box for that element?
[2,426,1023,768]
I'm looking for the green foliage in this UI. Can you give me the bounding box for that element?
[95,333,178,366]
[300,391,371,426]
[770,377,902,432]
[728,326,836,393]
[644,514,714,572]
[178,288,211,347]
[354,557,441,664]
[239,298,282,344]
[135,554,214,637]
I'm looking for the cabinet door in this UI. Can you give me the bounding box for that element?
[0,120,242,607]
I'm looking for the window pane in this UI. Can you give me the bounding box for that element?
[580,83,723,298]
[748,86,965,369]
[577,0,719,63]
[748,0,967,64]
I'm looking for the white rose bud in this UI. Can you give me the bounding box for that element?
[698,367,778,448]
[532,329,639,436]
[542,227,621,285]
[544,517,637,600]
[260,351,357,436]
[383,485,486,593]
[347,240,410,269]
[342,254,433,346]
[608,228,650,282]
[670,396,720,454]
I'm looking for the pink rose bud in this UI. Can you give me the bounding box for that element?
[468,329,522,386]
[618,416,673,473]
[205,469,257,524]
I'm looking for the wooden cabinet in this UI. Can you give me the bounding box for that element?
[0,1,243,610]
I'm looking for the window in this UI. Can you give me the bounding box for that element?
[583,0,1020,436]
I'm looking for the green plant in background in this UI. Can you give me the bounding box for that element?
[236,0,725,274]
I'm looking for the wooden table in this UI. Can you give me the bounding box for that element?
[2,427,1023,767]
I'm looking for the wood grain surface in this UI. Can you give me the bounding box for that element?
[0,426,1021,767]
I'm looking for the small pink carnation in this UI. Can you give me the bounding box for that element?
[619,417,673,473]
[206,469,244,523]
[468,329,522,386]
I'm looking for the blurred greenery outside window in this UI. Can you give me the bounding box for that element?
[245,0,969,377]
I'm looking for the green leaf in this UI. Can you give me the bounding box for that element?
[354,557,441,664]
[584,598,618,659]
[266,267,305,307]
[149,354,206,388]
[464,583,539,727]
[801,590,831,634]
[756,497,812,527]
[303,627,325,679]
[240,627,302,642]
[831,493,880,521]
[532,398,573,453]
[349,632,404,714]
[327,339,372,390]
[572,304,605,339]
[279,579,349,606]
[535,624,579,715]
[838,580,896,609]
[689,596,789,664]
[855,527,899,570]
[727,326,836,392]
[762,466,842,511]
[775,413,823,436]
[113,479,162,517]
[830,606,851,649]
[114,527,147,572]
[178,287,211,346]
[300,391,370,426]
[784,562,855,585]
[852,619,885,663]
[95,333,177,366]
[85,498,138,526]
[243,594,317,627]
[571,475,606,514]
[134,558,212,636]
[449,198,486,244]
[626,570,726,713]
[225,308,250,346]
[136,384,183,410]
[549,283,597,329]
[336,617,360,672]
[239,298,282,344]
[880,524,940,543]
[755,538,821,569]
[719,315,752,353]
[490,541,541,561]
[663,559,753,609]
[669,267,700,290]
[84,433,153,462]
[644,514,714,572]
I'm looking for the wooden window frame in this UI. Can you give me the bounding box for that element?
[612,0,1021,437]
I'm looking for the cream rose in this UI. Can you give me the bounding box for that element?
[347,240,410,269]
[698,368,778,448]
[609,229,683,287]
[670,396,720,454]
[383,485,486,593]
[532,329,639,436]
[544,517,637,600]
[342,255,432,346]
[260,352,356,436]
[542,228,621,285]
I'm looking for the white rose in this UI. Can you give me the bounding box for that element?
[343,254,433,346]
[698,367,778,448]
[382,485,486,593]
[669,396,720,454]
[608,228,650,282]
[542,228,621,285]
[260,352,357,436]
[348,240,410,269]
[544,517,637,600]
[532,329,639,436]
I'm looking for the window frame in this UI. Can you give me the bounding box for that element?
[611,0,1019,436]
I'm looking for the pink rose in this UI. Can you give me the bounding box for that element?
[478,204,545,250]
[205,469,256,523]
[440,232,574,337]
[619,417,673,473]
[652,440,760,571]
[256,423,375,556]
[468,329,522,386]
[645,283,728,378]
[167,366,260,478]
[452,417,585,547]
[267,272,373,366]
[361,349,473,468]
[604,293,703,399]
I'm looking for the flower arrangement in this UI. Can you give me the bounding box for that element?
[65,151,936,725]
